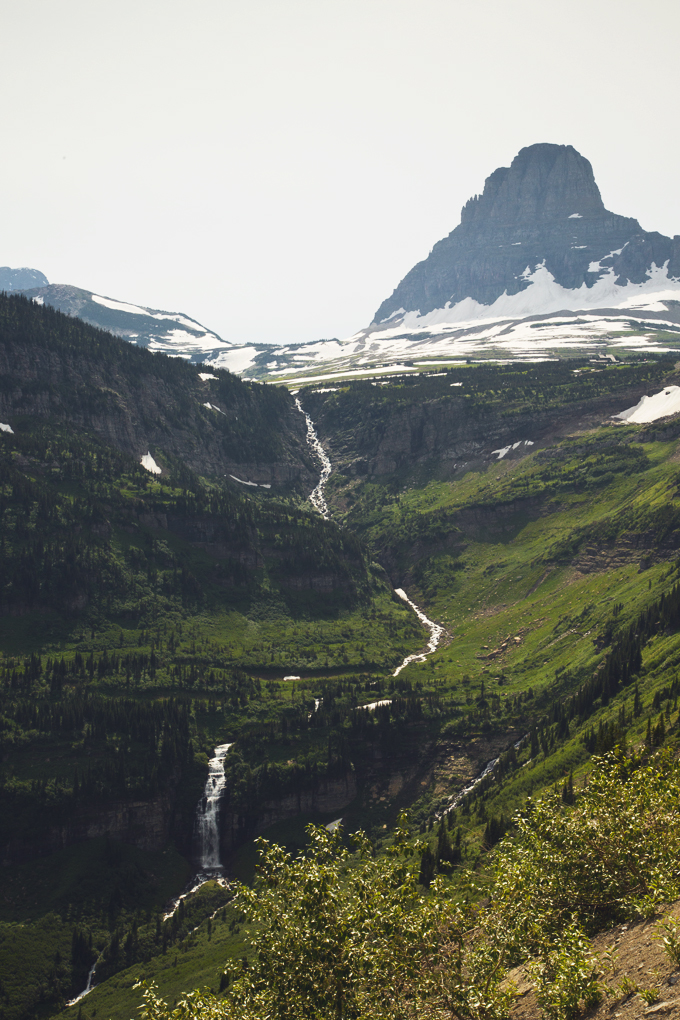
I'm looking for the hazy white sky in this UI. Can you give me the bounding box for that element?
[2,0,679,345]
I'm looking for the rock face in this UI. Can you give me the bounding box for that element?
[219,773,358,858]
[1,788,179,865]
[0,266,49,292]
[373,143,680,323]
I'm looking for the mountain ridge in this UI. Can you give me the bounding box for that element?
[17,282,234,362]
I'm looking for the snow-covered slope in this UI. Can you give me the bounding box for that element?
[19,283,233,362]
[205,303,680,385]
[212,143,680,385]
[8,143,680,385]
[613,385,680,424]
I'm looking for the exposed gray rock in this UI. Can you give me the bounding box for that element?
[373,143,680,322]
[0,266,49,291]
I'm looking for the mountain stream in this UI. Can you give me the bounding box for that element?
[66,964,97,1007]
[296,400,445,678]
[295,397,332,517]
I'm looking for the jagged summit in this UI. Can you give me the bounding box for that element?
[371,142,679,326]
[460,144,606,225]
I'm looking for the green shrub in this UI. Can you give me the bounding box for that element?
[656,917,680,968]
[490,748,680,949]
[527,924,603,1020]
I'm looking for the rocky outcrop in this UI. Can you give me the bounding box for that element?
[0,266,49,292]
[310,379,664,481]
[213,773,357,859]
[1,788,179,866]
[373,143,680,322]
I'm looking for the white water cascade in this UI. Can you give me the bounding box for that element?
[66,963,97,1007]
[295,397,332,518]
[293,403,445,684]
[392,588,444,675]
[438,735,528,820]
[195,742,233,874]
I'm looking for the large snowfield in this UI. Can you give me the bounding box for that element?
[614,386,680,424]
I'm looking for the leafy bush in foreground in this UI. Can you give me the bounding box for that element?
[139,749,680,1020]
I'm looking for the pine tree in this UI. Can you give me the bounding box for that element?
[634,683,643,718]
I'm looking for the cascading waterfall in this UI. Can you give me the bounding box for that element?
[156,742,234,924]
[392,588,443,675]
[195,742,233,874]
[437,735,528,820]
[66,964,97,1007]
[295,397,331,518]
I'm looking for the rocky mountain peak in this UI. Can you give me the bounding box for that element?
[371,142,677,326]
[460,143,607,225]
[0,266,49,291]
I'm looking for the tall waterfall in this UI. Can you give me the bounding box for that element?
[195,742,233,873]
[295,397,331,518]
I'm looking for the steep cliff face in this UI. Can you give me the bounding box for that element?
[218,773,358,858]
[1,787,180,865]
[373,143,680,323]
[307,374,665,481]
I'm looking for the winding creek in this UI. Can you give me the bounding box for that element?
[295,398,445,678]
[67,404,446,1006]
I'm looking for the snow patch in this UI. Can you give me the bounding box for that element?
[92,294,149,316]
[206,347,259,374]
[588,243,629,273]
[379,307,406,323]
[450,382,463,387]
[229,474,258,487]
[0,423,14,434]
[492,440,534,460]
[140,452,161,474]
[568,213,583,218]
[613,385,680,424]
[199,372,217,381]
